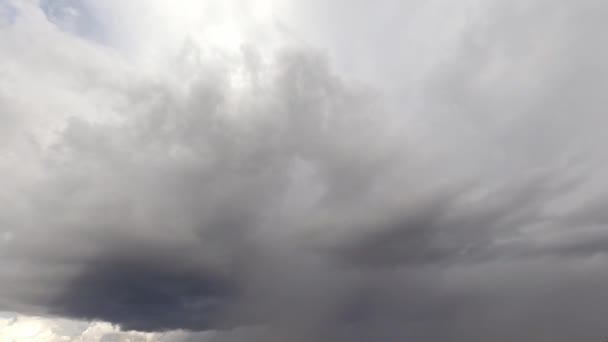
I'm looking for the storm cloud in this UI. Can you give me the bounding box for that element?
[2,0,608,341]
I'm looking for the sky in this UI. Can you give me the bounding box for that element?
[2,0,608,341]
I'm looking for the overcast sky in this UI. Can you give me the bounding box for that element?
[2,0,608,341]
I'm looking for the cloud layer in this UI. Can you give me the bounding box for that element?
[3,0,608,341]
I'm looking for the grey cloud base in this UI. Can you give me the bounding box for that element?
[3,1,608,341]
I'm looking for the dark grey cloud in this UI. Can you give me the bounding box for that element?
[3,1,608,341]
[50,241,239,332]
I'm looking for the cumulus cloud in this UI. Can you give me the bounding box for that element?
[0,313,229,341]
[2,0,608,341]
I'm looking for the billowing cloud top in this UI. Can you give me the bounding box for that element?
[2,0,608,341]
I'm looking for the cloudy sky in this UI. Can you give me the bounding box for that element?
[2,0,608,341]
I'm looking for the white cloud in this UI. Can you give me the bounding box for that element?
[0,312,229,342]
[0,313,152,342]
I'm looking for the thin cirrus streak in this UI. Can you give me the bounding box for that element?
[2,0,608,341]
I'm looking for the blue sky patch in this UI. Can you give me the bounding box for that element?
[39,0,107,44]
